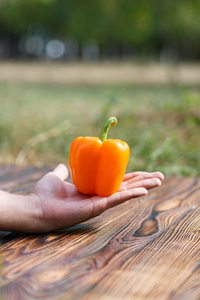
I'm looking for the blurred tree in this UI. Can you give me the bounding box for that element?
[151,0,200,59]
[0,0,200,60]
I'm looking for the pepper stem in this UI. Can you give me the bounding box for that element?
[99,117,117,142]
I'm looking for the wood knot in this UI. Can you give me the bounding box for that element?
[154,199,181,212]
[134,219,159,237]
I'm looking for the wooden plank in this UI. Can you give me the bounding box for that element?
[170,264,200,299]
[0,166,199,300]
[0,165,50,192]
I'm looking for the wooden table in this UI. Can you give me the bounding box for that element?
[0,165,199,300]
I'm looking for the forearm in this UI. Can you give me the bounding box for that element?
[0,190,40,232]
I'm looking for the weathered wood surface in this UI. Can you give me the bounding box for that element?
[0,165,199,300]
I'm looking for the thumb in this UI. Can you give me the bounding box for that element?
[52,164,69,181]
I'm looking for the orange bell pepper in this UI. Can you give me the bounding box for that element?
[69,117,130,197]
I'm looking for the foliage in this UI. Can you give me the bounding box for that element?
[0,0,200,59]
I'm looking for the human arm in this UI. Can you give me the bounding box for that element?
[0,164,164,233]
[0,190,40,232]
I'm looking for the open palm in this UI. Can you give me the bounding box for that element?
[32,164,164,232]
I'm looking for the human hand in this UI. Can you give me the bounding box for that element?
[31,164,164,232]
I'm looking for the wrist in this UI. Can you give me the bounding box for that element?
[0,191,42,232]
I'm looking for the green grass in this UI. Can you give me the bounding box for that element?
[0,82,200,176]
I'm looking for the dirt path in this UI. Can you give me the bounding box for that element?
[0,61,200,85]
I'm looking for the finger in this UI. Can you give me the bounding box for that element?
[119,178,161,192]
[52,164,69,181]
[106,188,148,209]
[87,187,148,219]
[123,171,164,183]
[122,173,163,186]
[121,174,146,186]
[123,171,164,182]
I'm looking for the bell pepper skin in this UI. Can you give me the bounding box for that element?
[69,117,130,197]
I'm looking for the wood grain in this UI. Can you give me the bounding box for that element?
[0,165,199,300]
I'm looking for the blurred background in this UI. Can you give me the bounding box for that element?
[0,0,200,176]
